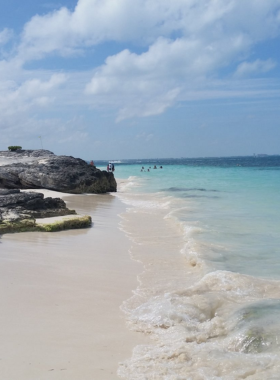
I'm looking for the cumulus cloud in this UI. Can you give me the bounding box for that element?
[0,28,13,45]
[0,62,92,151]
[1,0,280,124]
[84,31,254,119]
[136,132,154,142]
[0,115,89,154]
[18,0,280,61]
[0,73,66,117]
[234,59,277,77]
[83,0,280,119]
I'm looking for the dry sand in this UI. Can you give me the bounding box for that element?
[0,191,150,379]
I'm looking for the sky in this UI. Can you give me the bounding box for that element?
[0,0,280,160]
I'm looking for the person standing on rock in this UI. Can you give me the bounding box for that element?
[107,162,115,172]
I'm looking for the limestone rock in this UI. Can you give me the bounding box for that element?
[0,150,116,193]
[0,189,75,223]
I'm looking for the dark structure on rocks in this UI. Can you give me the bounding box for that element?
[0,150,116,193]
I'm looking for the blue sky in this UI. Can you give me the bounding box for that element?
[0,0,280,160]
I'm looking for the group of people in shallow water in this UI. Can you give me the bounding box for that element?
[140,165,163,172]
[88,160,163,173]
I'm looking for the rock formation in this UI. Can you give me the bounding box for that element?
[0,189,92,234]
[0,150,116,193]
[0,189,75,223]
[0,149,54,159]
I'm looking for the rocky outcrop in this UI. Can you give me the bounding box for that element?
[0,150,116,193]
[0,189,75,223]
[0,149,54,159]
[0,189,92,234]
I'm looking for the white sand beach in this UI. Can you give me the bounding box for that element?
[0,190,150,380]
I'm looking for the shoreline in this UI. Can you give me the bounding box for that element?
[0,189,150,379]
[2,159,280,378]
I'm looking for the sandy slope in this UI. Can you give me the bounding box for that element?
[0,192,149,380]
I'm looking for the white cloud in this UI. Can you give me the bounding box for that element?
[0,28,13,45]
[17,0,280,61]
[0,0,280,127]
[81,0,280,119]
[0,72,66,117]
[0,62,92,152]
[136,132,154,142]
[0,115,89,153]
[234,59,277,77]
[84,28,273,119]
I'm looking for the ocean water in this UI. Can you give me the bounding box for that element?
[98,157,280,379]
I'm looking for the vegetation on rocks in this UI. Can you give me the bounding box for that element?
[39,216,92,232]
[0,189,92,235]
[8,146,22,151]
[0,215,92,234]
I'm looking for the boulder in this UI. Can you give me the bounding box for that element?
[0,189,75,223]
[0,150,116,193]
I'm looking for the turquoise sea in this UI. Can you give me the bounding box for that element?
[96,156,280,379]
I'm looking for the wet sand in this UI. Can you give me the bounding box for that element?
[0,191,149,379]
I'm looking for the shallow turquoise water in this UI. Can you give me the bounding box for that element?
[98,158,280,279]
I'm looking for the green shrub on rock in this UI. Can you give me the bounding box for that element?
[8,146,22,151]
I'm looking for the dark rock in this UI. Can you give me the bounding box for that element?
[0,150,116,193]
[0,189,20,195]
[0,189,75,223]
